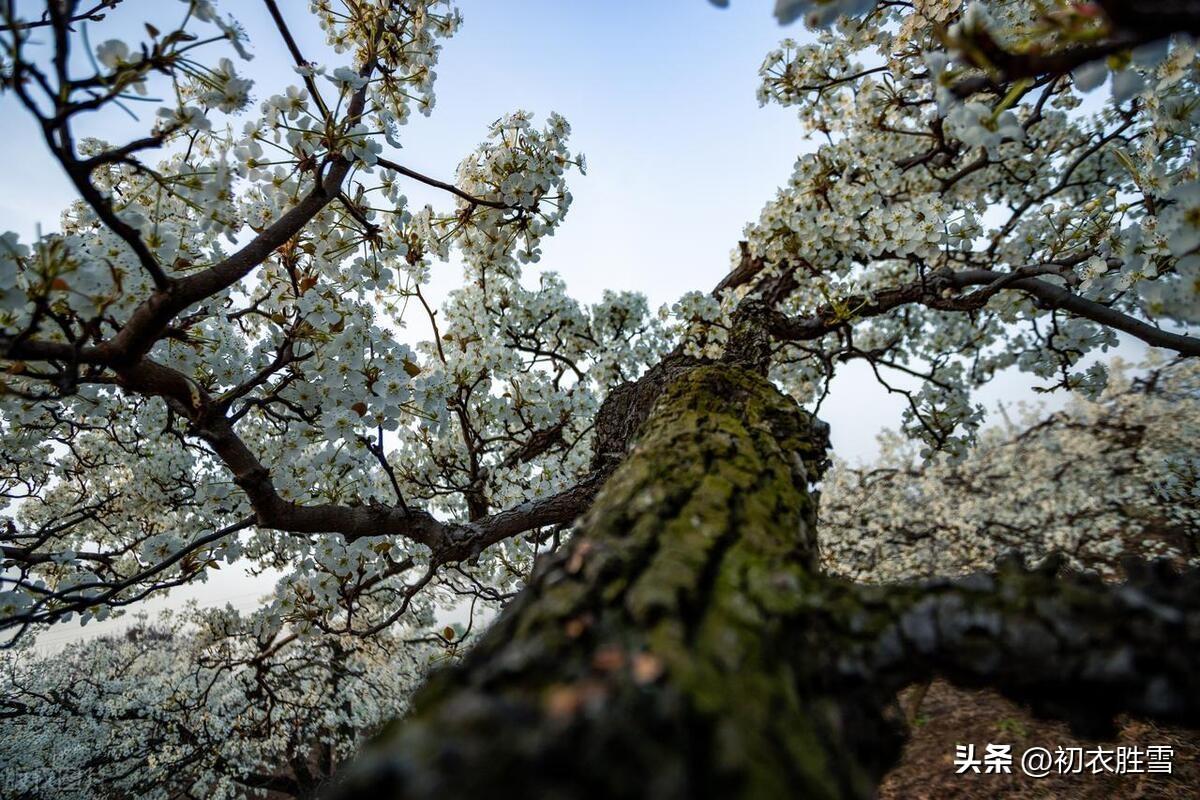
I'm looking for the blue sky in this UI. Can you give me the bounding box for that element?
[6,0,1151,648]
[3,0,1152,477]
[8,0,936,461]
[2,0,810,305]
[2,0,1150,471]
[12,0,840,648]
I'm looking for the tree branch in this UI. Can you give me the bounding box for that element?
[765,267,1200,357]
[375,156,511,210]
[831,555,1200,737]
[0,0,121,32]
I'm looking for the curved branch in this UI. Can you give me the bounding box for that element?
[444,471,609,562]
[2,36,383,370]
[832,555,1200,737]
[952,268,1200,356]
[375,156,511,210]
[766,266,1200,357]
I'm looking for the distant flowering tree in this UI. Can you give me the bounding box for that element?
[821,357,1200,583]
[2,612,430,799]
[0,0,1199,798]
[3,357,1195,799]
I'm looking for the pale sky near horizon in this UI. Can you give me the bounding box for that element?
[3,0,1151,650]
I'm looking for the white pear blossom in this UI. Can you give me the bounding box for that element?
[1,0,1199,793]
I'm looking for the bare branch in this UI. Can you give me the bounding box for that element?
[375,156,512,210]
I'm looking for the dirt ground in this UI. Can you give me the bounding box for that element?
[879,681,1199,799]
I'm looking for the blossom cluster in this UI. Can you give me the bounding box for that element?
[702,1,1200,454]
[820,358,1200,582]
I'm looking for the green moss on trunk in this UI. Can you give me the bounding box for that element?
[327,362,1200,800]
[330,365,890,800]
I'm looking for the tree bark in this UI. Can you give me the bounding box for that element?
[329,363,1200,800]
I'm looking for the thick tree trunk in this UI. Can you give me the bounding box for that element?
[331,364,893,799]
[329,362,1200,800]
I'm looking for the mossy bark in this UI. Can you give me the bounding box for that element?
[331,364,885,799]
[329,363,1200,800]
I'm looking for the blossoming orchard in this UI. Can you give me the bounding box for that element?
[1,0,1198,797]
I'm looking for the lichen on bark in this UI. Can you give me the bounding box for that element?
[328,363,1200,800]
[331,364,865,799]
